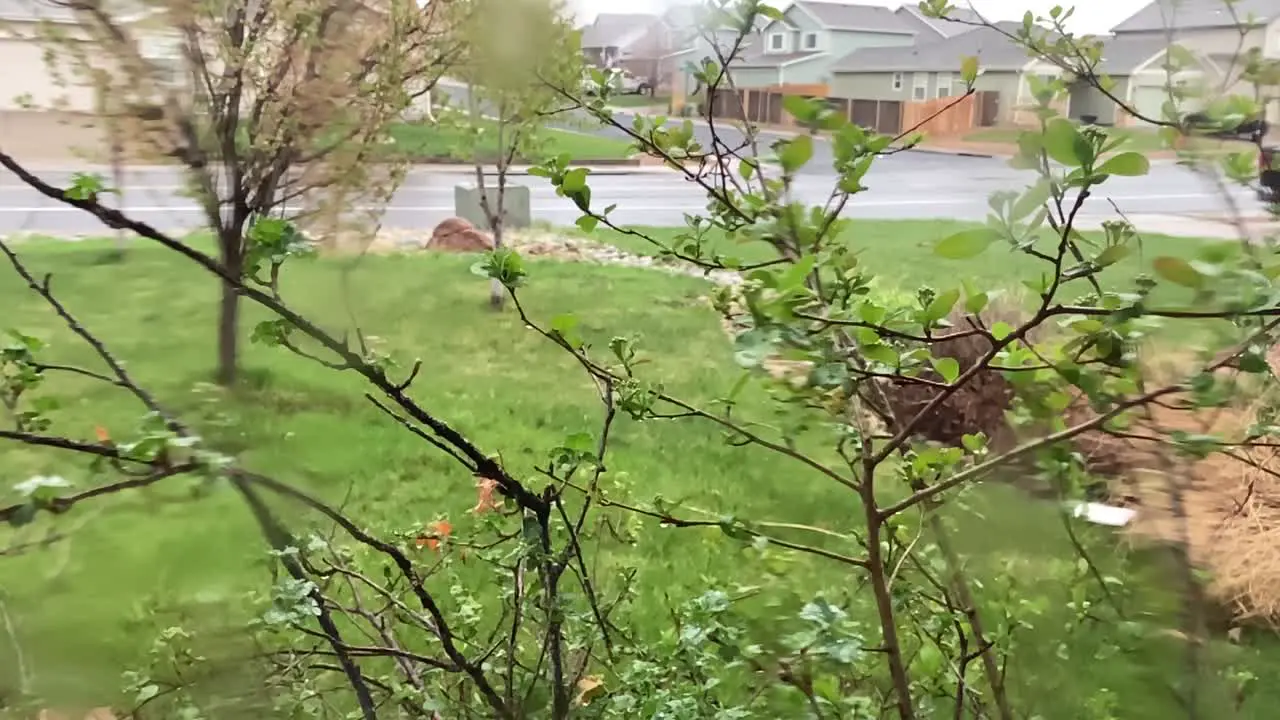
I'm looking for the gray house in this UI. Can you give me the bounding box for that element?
[892,3,985,40]
[727,0,919,89]
[1110,0,1278,121]
[1065,35,1219,126]
[829,21,1044,124]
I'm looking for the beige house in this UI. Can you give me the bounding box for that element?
[1110,0,1280,121]
[0,0,180,159]
[0,0,177,113]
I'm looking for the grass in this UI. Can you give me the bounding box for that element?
[386,119,636,162]
[964,124,1248,156]
[586,220,1226,304]
[0,226,1278,717]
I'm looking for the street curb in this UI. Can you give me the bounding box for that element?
[906,147,1002,160]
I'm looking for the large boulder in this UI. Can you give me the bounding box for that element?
[426,218,494,253]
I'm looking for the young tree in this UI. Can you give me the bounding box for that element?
[29,0,463,385]
[447,0,582,309]
[4,1,1280,718]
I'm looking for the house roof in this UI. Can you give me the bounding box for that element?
[832,20,1036,73]
[0,0,78,22]
[1093,34,1202,74]
[1111,0,1279,33]
[787,1,917,34]
[894,4,985,39]
[732,48,826,68]
[581,13,661,49]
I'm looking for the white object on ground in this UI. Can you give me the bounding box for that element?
[1072,502,1137,527]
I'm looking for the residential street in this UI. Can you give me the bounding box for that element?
[0,79,1264,237]
[0,154,1263,237]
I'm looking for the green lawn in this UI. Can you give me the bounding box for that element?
[0,228,1277,717]
[387,120,635,162]
[585,220,1226,304]
[964,124,1246,156]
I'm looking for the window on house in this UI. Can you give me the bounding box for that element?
[912,72,927,101]
[803,32,818,50]
[892,72,903,91]
[769,33,785,51]
[936,74,952,98]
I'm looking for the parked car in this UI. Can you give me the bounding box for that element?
[1185,111,1268,141]
[582,68,653,96]
[612,70,653,96]
[1259,145,1280,203]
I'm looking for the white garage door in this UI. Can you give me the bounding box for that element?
[0,37,98,112]
[1129,84,1168,126]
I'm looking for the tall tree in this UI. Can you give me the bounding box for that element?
[34,0,463,384]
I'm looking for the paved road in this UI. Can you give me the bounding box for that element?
[0,148,1265,237]
[0,157,1264,236]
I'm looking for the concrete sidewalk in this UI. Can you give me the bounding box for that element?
[1105,212,1278,240]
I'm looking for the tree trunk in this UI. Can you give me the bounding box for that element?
[488,224,505,310]
[215,236,243,386]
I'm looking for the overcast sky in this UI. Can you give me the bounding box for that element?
[565,0,1150,34]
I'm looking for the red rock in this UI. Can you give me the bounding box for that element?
[426,217,494,253]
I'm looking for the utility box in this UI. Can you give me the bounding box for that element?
[453,183,531,230]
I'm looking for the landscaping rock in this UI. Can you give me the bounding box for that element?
[426,218,494,253]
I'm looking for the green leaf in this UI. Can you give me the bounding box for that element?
[924,288,960,322]
[1010,180,1052,222]
[990,322,1014,340]
[1153,256,1205,289]
[1238,349,1270,374]
[931,356,960,383]
[862,344,899,367]
[756,4,786,22]
[1096,151,1150,177]
[935,228,1000,259]
[1094,244,1131,267]
[1042,118,1088,167]
[778,135,814,173]
[960,55,979,85]
[782,95,819,123]
[575,214,600,232]
[965,291,989,314]
[733,329,774,368]
[6,502,36,527]
[135,684,161,704]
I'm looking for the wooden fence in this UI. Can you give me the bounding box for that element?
[709,88,1000,138]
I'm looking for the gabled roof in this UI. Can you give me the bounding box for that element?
[1111,0,1279,33]
[581,13,661,49]
[784,0,916,34]
[1093,34,1217,74]
[894,4,985,39]
[732,48,826,68]
[832,20,1038,73]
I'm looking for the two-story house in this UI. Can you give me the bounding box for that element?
[1110,0,1279,120]
[724,1,919,91]
[579,12,673,85]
